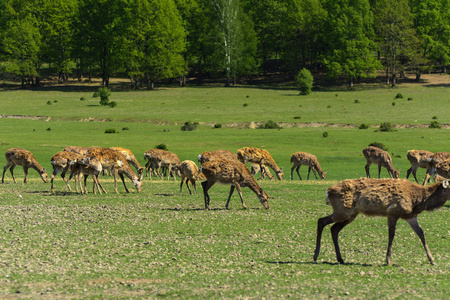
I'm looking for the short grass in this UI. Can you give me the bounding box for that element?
[0,79,449,298]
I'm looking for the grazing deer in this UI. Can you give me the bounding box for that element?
[86,148,142,193]
[201,159,270,210]
[63,146,89,155]
[363,146,400,179]
[250,163,274,180]
[144,149,180,180]
[406,150,434,183]
[236,147,283,180]
[313,178,450,265]
[423,152,450,185]
[179,160,205,195]
[198,150,238,164]
[434,160,450,179]
[290,152,326,180]
[110,147,144,180]
[2,148,48,184]
[68,156,106,194]
[50,151,83,193]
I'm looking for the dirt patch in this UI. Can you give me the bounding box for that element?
[0,114,51,121]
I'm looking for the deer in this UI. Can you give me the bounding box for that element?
[68,156,106,194]
[313,178,450,265]
[86,147,142,193]
[290,152,326,180]
[434,159,450,179]
[110,147,144,180]
[144,149,170,179]
[179,160,206,195]
[406,150,434,183]
[201,159,270,210]
[144,149,180,180]
[250,163,274,180]
[50,151,83,193]
[63,146,89,155]
[236,147,283,181]
[198,150,238,164]
[2,148,48,184]
[363,146,400,179]
[422,152,450,185]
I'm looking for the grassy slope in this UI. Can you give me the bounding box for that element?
[0,79,449,298]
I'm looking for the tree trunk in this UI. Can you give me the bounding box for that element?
[415,73,421,81]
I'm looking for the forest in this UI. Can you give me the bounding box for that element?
[0,0,449,88]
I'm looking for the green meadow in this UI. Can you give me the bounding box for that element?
[0,79,449,298]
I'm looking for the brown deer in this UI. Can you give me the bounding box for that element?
[179,160,205,195]
[86,148,142,193]
[406,150,434,183]
[290,152,326,180]
[313,178,450,265]
[236,147,283,180]
[110,147,144,180]
[422,152,450,185]
[68,156,106,194]
[63,146,89,155]
[2,148,48,184]
[50,151,83,193]
[363,146,400,179]
[144,149,180,180]
[434,159,450,179]
[201,159,270,210]
[250,163,274,181]
[198,150,238,164]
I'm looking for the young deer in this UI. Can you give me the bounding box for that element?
[68,156,106,194]
[363,146,400,179]
[144,149,180,180]
[110,147,144,180]
[201,159,270,210]
[250,163,274,181]
[422,152,450,185]
[406,150,434,183]
[179,160,205,195]
[236,147,283,180]
[290,152,326,180]
[2,148,48,184]
[314,178,450,265]
[50,151,83,193]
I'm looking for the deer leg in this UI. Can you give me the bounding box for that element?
[406,217,435,265]
[377,164,382,178]
[312,167,319,180]
[296,166,302,180]
[307,167,312,180]
[365,161,372,178]
[2,161,13,183]
[313,215,334,262]
[234,184,248,210]
[186,179,192,195]
[97,175,107,194]
[386,216,398,265]
[331,215,357,264]
[201,180,215,210]
[119,173,130,193]
[23,166,29,183]
[61,166,73,191]
[179,177,185,195]
[51,167,59,193]
[192,180,197,195]
[83,174,89,194]
[225,185,236,209]
[290,165,296,180]
[412,167,420,184]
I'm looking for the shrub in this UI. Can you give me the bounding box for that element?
[155,144,168,151]
[392,102,396,106]
[181,121,198,131]
[104,128,117,134]
[257,120,282,129]
[98,87,111,106]
[293,116,301,120]
[93,92,99,98]
[359,123,369,129]
[46,127,51,131]
[295,68,313,95]
[322,131,329,138]
[108,101,117,107]
[122,127,129,131]
[377,122,395,132]
[395,93,403,99]
[369,142,388,151]
[80,97,86,101]
[432,116,438,119]
[243,103,248,107]
[429,121,441,129]
[214,123,222,129]
[53,100,58,103]
[354,99,360,104]
[407,97,413,101]
[46,101,52,105]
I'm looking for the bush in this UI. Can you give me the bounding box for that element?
[214,123,222,129]
[392,102,396,106]
[293,116,301,120]
[354,99,360,104]
[377,122,395,132]
[407,97,413,101]
[322,131,329,138]
[46,127,51,131]
[429,121,441,129]
[243,103,248,107]
[104,128,117,134]
[80,97,86,101]
[108,101,117,107]
[295,68,313,95]
[93,92,99,98]
[122,127,129,131]
[46,101,52,105]
[359,123,369,129]
[395,93,403,99]
[155,144,168,151]
[432,116,438,119]
[181,121,198,131]
[98,87,111,106]
[257,120,282,129]
[369,142,388,151]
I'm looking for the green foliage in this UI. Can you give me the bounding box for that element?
[369,142,388,151]
[359,123,369,129]
[214,123,222,128]
[108,101,117,108]
[395,93,404,99]
[295,68,314,95]
[377,122,395,132]
[243,103,248,107]
[46,101,52,105]
[80,97,86,101]
[257,120,282,129]
[181,121,198,131]
[354,99,360,103]
[104,128,117,133]
[98,87,111,106]
[293,116,301,120]
[155,143,168,150]
[429,121,441,129]
[322,131,329,138]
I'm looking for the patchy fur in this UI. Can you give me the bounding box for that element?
[2,148,48,183]
[363,146,400,179]
[290,152,326,180]
[406,150,434,183]
[236,147,283,180]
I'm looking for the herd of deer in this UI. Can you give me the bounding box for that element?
[1,145,449,265]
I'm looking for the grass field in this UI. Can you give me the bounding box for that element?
[0,76,449,298]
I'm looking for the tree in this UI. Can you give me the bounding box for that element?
[372,0,420,86]
[321,0,381,88]
[296,68,313,95]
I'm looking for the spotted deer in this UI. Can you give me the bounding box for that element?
[406,150,434,183]
[422,152,450,185]
[314,178,450,265]
[201,159,270,210]
[179,160,205,195]
[110,147,144,180]
[144,149,180,180]
[363,146,400,179]
[2,148,48,184]
[50,151,83,193]
[198,150,238,164]
[236,147,283,180]
[68,156,106,194]
[290,152,326,180]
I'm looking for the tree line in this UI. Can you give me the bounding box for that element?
[0,0,449,88]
